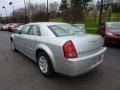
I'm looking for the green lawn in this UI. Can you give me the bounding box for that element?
[83,17,99,34]
[109,13,120,22]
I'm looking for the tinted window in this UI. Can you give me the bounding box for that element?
[21,25,31,34]
[29,26,40,36]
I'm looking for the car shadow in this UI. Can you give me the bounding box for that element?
[15,50,38,65]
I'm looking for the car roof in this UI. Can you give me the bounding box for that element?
[27,22,67,26]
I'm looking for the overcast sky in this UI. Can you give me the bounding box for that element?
[0,0,98,17]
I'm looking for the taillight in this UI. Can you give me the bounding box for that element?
[106,30,113,36]
[63,40,77,58]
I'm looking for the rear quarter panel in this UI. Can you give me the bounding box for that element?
[35,37,67,72]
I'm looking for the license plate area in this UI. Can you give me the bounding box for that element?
[92,56,101,65]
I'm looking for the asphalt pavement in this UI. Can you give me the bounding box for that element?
[0,31,120,90]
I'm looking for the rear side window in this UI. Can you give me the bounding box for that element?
[21,25,31,34]
[29,25,40,36]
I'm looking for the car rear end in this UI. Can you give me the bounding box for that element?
[62,47,106,77]
[46,23,107,77]
[53,35,107,77]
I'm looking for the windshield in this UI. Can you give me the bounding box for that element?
[106,23,120,30]
[48,24,83,36]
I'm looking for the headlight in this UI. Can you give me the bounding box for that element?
[106,32,113,36]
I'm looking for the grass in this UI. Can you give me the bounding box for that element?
[86,28,98,34]
[109,13,120,22]
[83,17,99,34]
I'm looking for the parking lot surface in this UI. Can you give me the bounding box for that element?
[0,31,120,90]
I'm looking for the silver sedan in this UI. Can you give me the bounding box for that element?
[10,22,107,77]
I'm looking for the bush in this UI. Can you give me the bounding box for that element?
[112,3,120,13]
[32,11,47,22]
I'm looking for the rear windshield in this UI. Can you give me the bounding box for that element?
[106,23,120,30]
[48,24,83,37]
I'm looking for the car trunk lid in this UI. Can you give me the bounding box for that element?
[60,34,104,55]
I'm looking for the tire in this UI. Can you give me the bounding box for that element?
[11,40,17,51]
[37,51,54,77]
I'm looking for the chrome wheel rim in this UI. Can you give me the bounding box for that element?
[11,41,15,50]
[39,56,48,73]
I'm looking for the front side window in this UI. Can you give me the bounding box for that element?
[29,26,40,36]
[21,25,31,34]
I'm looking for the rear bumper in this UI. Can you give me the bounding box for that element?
[58,47,107,77]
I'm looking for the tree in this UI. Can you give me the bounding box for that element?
[64,0,92,23]
[106,5,112,21]
[49,2,59,18]
[70,0,92,9]
[112,3,120,13]
[59,0,68,11]
[10,3,48,23]
[93,7,97,22]
[49,2,59,12]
